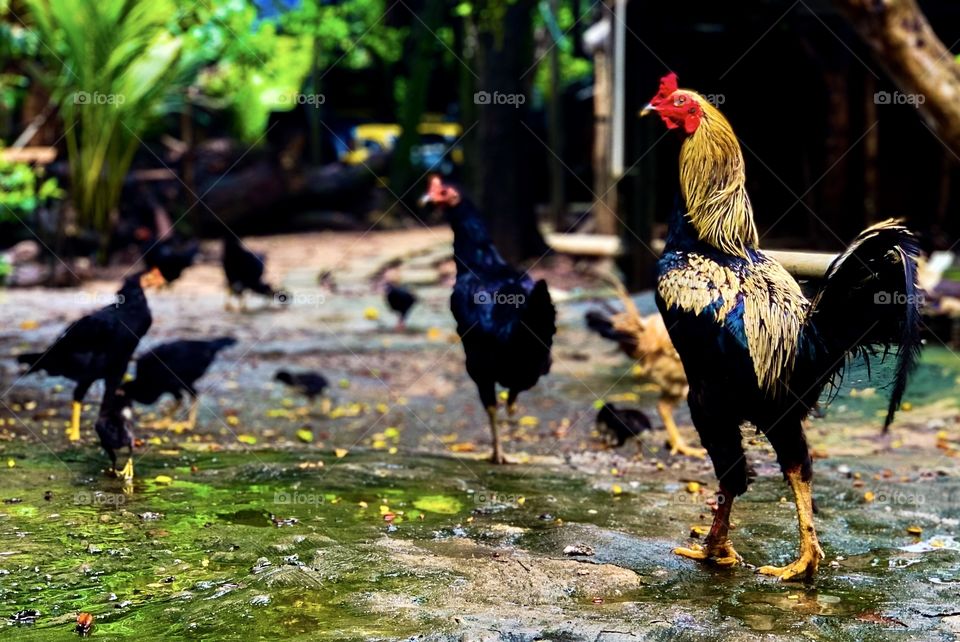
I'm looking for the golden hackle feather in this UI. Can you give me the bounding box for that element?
[678,94,759,259]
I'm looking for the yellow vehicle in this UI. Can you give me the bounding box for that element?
[342,122,464,171]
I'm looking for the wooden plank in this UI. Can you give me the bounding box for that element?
[546,233,839,278]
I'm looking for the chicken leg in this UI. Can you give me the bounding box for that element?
[67,401,82,442]
[486,406,509,464]
[757,465,824,581]
[658,399,706,458]
[674,486,740,567]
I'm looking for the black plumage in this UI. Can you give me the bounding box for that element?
[95,388,135,478]
[595,403,652,447]
[222,235,279,306]
[420,176,556,463]
[17,270,162,440]
[385,284,417,329]
[122,337,237,407]
[275,370,329,400]
[143,236,199,283]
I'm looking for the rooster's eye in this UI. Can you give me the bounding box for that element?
[675,96,686,106]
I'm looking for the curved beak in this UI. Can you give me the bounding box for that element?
[417,193,433,208]
[639,104,655,117]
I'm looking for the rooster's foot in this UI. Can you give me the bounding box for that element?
[757,545,824,581]
[669,441,707,459]
[674,540,741,568]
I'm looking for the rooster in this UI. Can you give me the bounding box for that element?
[222,235,281,310]
[642,73,922,580]
[586,273,704,457]
[420,176,556,463]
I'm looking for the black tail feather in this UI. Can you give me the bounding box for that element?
[808,219,923,432]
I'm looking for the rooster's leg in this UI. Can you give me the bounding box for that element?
[674,485,740,567]
[487,406,509,464]
[658,399,706,458]
[67,401,82,442]
[117,456,134,481]
[757,465,824,581]
[185,396,199,430]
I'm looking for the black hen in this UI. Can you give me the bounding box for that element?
[122,337,237,430]
[274,370,329,400]
[17,269,164,442]
[420,175,556,463]
[143,236,199,284]
[95,388,135,479]
[596,403,652,447]
[385,284,418,329]
[222,235,280,309]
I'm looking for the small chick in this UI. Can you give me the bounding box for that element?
[385,283,418,330]
[596,403,652,447]
[275,370,329,400]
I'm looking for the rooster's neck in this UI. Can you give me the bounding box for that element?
[678,99,759,259]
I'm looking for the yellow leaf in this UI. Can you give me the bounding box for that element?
[863,491,875,503]
[19,320,38,330]
[686,481,701,494]
[519,416,539,427]
[611,484,623,495]
[6,458,15,468]
[226,416,240,427]
[334,448,348,458]
[237,434,257,445]
[154,475,173,485]
[426,327,442,341]
[364,307,380,321]
[296,429,314,443]
[384,427,400,440]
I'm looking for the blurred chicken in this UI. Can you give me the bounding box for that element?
[385,283,418,330]
[95,388,135,480]
[140,231,199,284]
[596,402,652,448]
[420,175,556,464]
[122,337,237,430]
[585,273,705,458]
[275,370,329,401]
[222,235,281,310]
[17,269,164,441]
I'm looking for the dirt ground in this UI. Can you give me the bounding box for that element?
[1,228,960,641]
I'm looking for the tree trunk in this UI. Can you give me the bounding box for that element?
[834,0,960,157]
[474,0,549,263]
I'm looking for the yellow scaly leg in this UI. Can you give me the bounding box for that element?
[757,465,825,581]
[67,401,82,442]
[658,399,706,459]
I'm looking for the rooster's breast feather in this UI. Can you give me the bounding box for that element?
[657,250,809,394]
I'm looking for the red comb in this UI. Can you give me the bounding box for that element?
[649,72,678,107]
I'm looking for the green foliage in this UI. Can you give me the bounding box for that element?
[532,0,592,99]
[24,0,184,253]
[0,154,63,221]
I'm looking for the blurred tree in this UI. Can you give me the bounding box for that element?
[469,0,549,263]
[25,0,183,261]
[836,0,960,157]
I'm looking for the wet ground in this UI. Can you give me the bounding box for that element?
[1,229,960,640]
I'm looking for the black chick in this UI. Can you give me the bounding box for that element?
[385,284,418,330]
[596,403,652,447]
[420,175,556,464]
[222,235,280,310]
[17,269,164,442]
[275,370,329,400]
[143,236,199,284]
[122,337,237,430]
[95,388,135,479]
